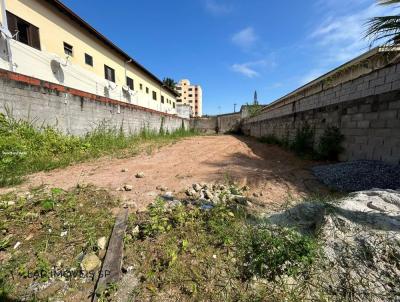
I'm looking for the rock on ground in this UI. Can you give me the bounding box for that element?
[81,253,101,272]
[266,189,400,301]
[312,160,400,192]
[97,237,107,250]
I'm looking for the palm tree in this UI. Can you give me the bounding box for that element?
[162,78,177,91]
[366,0,400,46]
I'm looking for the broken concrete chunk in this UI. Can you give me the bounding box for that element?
[186,188,196,197]
[156,185,168,192]
[97,237,107,250]
[81,253,101,272]
[204,190,214,200]
[123,185,133,191]
[36,281,64,300]
[193,183,202,192]
[135,172,145,178]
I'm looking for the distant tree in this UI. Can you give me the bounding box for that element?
[365,0,400,46]
[162,78,177,91]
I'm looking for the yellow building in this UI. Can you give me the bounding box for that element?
[176,79,203,117]
[0,0,177,113]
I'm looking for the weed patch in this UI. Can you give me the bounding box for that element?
[258,124,345,161]
[0,185,119,300]
[123,198,320,301]
[0,112,198,187]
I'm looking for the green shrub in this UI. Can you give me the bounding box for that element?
[291,123,315,155]
[258,135,281,145]
[317,126,344,160]
[241,226,319,281]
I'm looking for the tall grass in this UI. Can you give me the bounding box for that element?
[0,112,197,186]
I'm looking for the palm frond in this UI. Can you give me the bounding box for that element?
[378,0,400,5]
[365,15,400,44]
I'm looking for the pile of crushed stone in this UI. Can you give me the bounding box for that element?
[312,160,400,192]
[266,189,400,302]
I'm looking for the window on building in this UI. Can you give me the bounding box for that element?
[161,96,165,104]
[63,42,73,56]
[189,88,193,91]
[176,87,181,90]
[126,76,134,90]
[140,83,143,90]
[177,100,182,103]
[152,91,157,100]
[85,53,93,66]
[173,102,176,108]
[104,65,115,82]
[6,11,41,50]
[146,87,149,94]
[189,94,193,97]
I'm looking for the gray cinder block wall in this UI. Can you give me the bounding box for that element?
[0,69,188,136]
[190,112,241,134]
[242,63,400,164]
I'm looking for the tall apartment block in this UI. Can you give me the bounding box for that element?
[176,79,203,117]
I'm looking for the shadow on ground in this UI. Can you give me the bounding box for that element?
[202,135,329,200]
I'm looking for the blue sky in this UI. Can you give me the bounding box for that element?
[62,0,397,115]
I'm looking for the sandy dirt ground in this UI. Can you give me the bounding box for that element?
[1,135,327,210]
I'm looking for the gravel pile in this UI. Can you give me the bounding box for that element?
[312,160,400,192]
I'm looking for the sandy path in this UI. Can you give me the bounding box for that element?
[1,135,326,210]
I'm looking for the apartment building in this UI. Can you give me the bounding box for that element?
[0,0,177,114]
[176,79,203,117]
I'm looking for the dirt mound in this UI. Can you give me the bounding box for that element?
[266,189,400,301]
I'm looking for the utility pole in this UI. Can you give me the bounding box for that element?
[234,103,237,113]
[1,0,13,71]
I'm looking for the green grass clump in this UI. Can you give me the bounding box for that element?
[0,112,198,187]
[0,185,119,300]
[241,225,318,281]
[258,124,345,161]
[124,200,320,301]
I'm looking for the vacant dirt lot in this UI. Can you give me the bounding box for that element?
[1,135,327,210]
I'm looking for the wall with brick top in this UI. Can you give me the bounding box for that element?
[0,69,188,136]
[242,63,400,164]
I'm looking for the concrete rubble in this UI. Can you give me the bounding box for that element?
[266,189,400,301]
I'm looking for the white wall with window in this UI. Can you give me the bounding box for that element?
[0,9,176,114]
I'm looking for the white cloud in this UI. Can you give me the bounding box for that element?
[231,64,259,78]
[205,0,232,15]
[310,3,399,64]
[231,59,274,78]
[232,27,258,49]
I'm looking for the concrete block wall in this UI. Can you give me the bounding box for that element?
[190,117,217,134]
[242,63,400,164]
[217,113,241,133]
[0,69,188,136]
[190,112,241,134]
